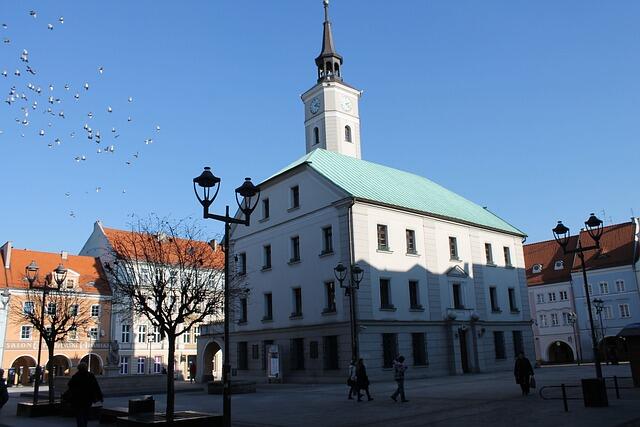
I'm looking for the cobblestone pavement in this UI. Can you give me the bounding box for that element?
[1,363,638,426]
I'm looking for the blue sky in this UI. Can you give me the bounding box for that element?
[1,1,638,253]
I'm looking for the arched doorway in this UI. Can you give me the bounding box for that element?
[48,355,72,377]
[548,341,575,363]
[203,341,222,382]
[80,353,103,375]
[599,336,630,363]
[11,355,36,385]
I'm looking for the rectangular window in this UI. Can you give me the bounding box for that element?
[154,356,162,374]
[120,356,129,374]
[559,291,568,301]
[152,326,161,343]
[409,280,421,309]
[449,237,459,260]
[323,336,339,370]
[551,313,559,326]
[263,293,273,320]
[512,331,524,356]
[137,356,145,374]
[620,304,631,318]
[508,288,518,312]
[239,298,248,323]
[599,282,609,294]
[503,247,512,266]
[379,278,392,309]
[237,253,246,275]
[485,243,494,264]
[616,280,625,293]
[47,302,57,315]
[536,294,545,304]
[411,333,428,366]
[290,236,301,262]
[23,301,34,314]
[493,331,506,359]
[562,312,569,325]
[290,185,300,209]
[377,224,389,250]
[452,283,463,309]
[69,304,79,316]
[382,333,398,368]
[262,198,270,219]
[89,327,99,340]
[406,229,416,254]
[121,325,131,343]
[489,287,499,312]
[20,325,31,340]
[262,245,272,269]
[66,278,76,289]
[322,226,333,254]
[252,344,260,360]
[290,338,305,370]
[137,325,147,343]
[539,314,548,327]
[237,342,248,370]
[587,284,593,296]
[604,306,614,320]
[262,340,274,371]
[91,304,100,317]
[292,288,303,317]
[310,341,319,359]
[548,292,556,302]
[324,281,336,312]
[183,330,191,344]
[69,328,78,340]
[169,269,178,286]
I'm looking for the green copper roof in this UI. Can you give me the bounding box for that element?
[267,149,525,236]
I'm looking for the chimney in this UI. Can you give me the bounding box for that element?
[61,251,68,260]
[210,239,218,251]
[1,241,12,269]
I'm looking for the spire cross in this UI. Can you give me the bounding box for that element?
[323,0,329,22]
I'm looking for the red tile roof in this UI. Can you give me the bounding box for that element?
[0,247,111,295]
[525,221,639,287]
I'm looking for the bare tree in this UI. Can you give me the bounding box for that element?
[104,216,228,421]
[15,287,92,403]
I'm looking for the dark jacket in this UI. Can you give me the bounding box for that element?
[0,378,8,409]
[66,371,103,409]
[514,357,534,381]
[356,363,369,388]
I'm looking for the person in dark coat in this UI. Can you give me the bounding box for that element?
[355,358,373,401]
[514,352,534,396]
[0,369,9,411]
[66,362,103,427]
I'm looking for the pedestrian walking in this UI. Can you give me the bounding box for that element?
[189,362,197,383]
[514,351,534,396]
[356,358,373,401]
[347,359,360,400]
[0,369,9,411]
[64,362,103,427]
[390,355,409,402]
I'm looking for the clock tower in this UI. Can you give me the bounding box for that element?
[301,0,362,159]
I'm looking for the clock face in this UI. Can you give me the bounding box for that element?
[310,97,321,114]
[340,96,352,112]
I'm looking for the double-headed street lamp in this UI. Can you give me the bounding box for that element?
[333,263,364,361]
[193,167,260,427]
[552,213,604,379]
[592,297,607,363]
[24,260,67,405]
[567,311,581,365]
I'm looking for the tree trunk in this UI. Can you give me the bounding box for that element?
[47,343,55,404]
[166,335,176,421]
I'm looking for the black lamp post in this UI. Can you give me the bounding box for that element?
[25,261,67,405]
[567,311,581,365]
[552,213,604,379]
[592,297,607,364]
[333,262,364,361]
[193,167,259,427]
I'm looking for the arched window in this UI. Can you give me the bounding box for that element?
[325,62,333,74]
[313,127,320,145]
[344,125,352,142]
[334,64,340,76]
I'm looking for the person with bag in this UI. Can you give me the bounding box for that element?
[65,362,103,427]
[514,351,534,396]
[356,358,373,401]
[347,359,360,400]
[390,355,409,402]
[0,369,9,411]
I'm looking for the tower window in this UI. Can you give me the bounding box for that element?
[313,127,320,145]
[344,125,352,142]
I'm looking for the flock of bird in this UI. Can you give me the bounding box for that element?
[2,9,160,219]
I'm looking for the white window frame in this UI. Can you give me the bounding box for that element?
[536,294,545,304]
[120,356,129,374]
[532,264,542,274]
[121,324,131,343]
[89,327,99,340]
[137,356,145,374]
[554,260,564,270]
[137,325,147,343]
[20,325,31,340]
[619,304,631,318]
[548,292,556,302]
[599,282,609,294]
[559,290,568,301]
[91,304,100,317]
[551,313,559,326]
[616,280,625,293]
[23,301,34,314]
[154,356,162,374]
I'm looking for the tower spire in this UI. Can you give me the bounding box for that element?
[315,0,343,82]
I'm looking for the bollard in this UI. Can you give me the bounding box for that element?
[561,384,569,412]
[614,376,620,399]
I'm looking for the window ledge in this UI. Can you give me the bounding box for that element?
[288,259,301,265]
[237,320,247,326]
[321,309,337,315]
[486,263,497,267]
[237,272,246,277]
[258,217,270,223]
[491,309,502,313]
[405,252,420,257]
[261,317,273,323]
[450,257,462,262]
[380,306,397,312]
[319,251,334,258]
[261,266,272,272]
[510,309,520,314]
[376,248,393,254]
[409,306,425,312]
[505,265,515,269]
[289,313,303,320]
[287,206,300,213]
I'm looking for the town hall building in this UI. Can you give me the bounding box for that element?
[198,0,534,382]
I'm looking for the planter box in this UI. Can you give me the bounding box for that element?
[207,380,256,395]
[116,411,222,427]
[55,374,167,398]
[16,401,61,417]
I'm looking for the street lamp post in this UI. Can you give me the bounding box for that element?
[333,263,364,361]
[552,214,604,379]
[567,312,581,365]
[25,261,67,405]
[592,298,607,364]
[193,167,260,427]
